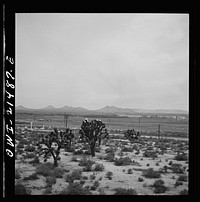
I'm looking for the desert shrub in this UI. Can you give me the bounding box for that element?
[113,188,137,195]
[90,181,100,190]
[24,145,35,152]
[23,153,36,159]
[127,168,133,174]
[155,162,159,166]
[114,157,132,166]
[15,169,21,179]
[78,156,95,167]
[82,176,88,180]
[23,173,39,181]
[138,177,144,182]
[17,142,25,149]
[142,168,161,178]
[105,171,113,180]
[43,187,52,195]
[98,187,106,195]
[168,160,173,165]
[121,146,133,152]
[177,175,188,182]
[53,167,64,178]
[146,163,150,167]
[15,184,30,195]
[35,164,52,177]
[143,151,158,158]
[73,149,84,155]
[65,169,82,183]
[174,181,183,187]
[71,156,79,162]
[29,156,40,164]
[105,147,115,153]
[174,153,188,161]
[46,176,57,187]
[179,189,188,195]
[80,180,86,185]
[65,145,75,152]
[59,182,92,195]
[104,152,115,162]
[89,174,96,180]
[152,179,167,194]
[170,163,184,174]
[93,163,105,171]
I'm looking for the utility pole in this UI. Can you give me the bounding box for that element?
[64,114,69,132]
[158,124,161,140]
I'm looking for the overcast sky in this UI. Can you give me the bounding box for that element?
[16,13,189,111]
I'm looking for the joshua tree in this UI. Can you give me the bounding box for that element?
[79,119,109,157]
[60,128,74,150]
[124,129,140,142]
[37,128,61,167]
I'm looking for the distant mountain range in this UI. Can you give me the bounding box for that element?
[16,105,188,117]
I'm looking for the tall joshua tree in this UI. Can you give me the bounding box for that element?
[38,128,61,167]
[79,119,109,157]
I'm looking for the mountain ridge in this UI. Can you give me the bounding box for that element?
[16,105,188,115]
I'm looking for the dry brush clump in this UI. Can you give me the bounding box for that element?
[59,182,92,195]
[113,187,137,195]
[114,156,132,166]
[152,179,168,194]
[142,168,161,179]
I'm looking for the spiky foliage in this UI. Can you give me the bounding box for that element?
[124,129,140,142]
[37,128,62,167]
[79,119,109,157]
[60,128,75,150]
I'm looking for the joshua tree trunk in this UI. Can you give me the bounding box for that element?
[51,151,58,167]
[90,142,96,157]
[98,138,101,147]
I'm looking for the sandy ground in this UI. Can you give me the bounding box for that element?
[15,139,189,195]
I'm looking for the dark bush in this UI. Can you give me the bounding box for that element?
[169,163,184,174]
[142,168,161,178]
[105,171,113,180]
[59,182,92,195]
[46,176,57,187]
[78,156,95,167]
[24,145,35,152]
[121,146,133,152]
[153,179,167,194]
[65,169,82,183]
[113,188,137,195]
[29,156,40,164]
[104,152,115,162]
[174,153,188,161]
[138,177,144,182]
[23,173,39,181]
[93,163,105,171]
[15,169,21,179]
[179,189,188,195]
[23,153,36,159]
[143,151,158,158]
[114,157,132,166]
[177,175,188,182]
[174,181,183,187]
[15,184,30,195]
